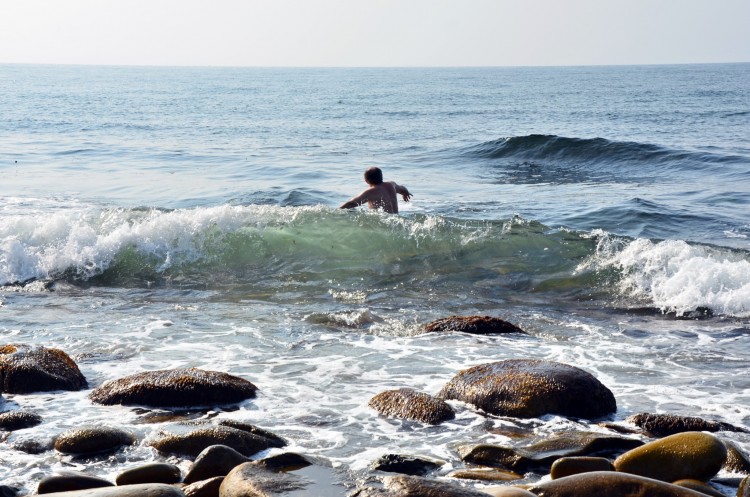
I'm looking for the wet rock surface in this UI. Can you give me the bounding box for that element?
[0,409,43,431]
[439,359,616,419]
[423,315,526,335]
[54,426,135,456]
[89,368,258,408]
[150,425,284,458]
[369,388,455,425]
[0,344,87,394]
[627,412,748,437]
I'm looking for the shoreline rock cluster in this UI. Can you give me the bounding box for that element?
[1,316,749,497]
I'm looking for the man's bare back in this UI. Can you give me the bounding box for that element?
[340,167,412,214]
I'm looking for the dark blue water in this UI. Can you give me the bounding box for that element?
[1,63,749,493]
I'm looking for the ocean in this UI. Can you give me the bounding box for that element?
[1,63,749,492]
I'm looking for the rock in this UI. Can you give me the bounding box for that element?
[372,454,443,476]
[613,431,727,482]
[184,477,223,497]
[0,486,18,497]
[0,410,43,430]
[150,425,284,458]
[383,475,495,497]
[12,437,53,453]
[447,468,522,482]
[423,316,525,335]
[627,412,748,437]
[460,432,640,473]
[89,368,257,408]
[252,452,312,472]
[215,421,287,447]
[483,488,537,497]
[184,445,251,484]
[550,456,614,479]
[369,388,455,425]
[54,426,134,456]
[35,483,185,496]
[439,359,616,419]
[724,440,750,474]
[219,462,305,497]
[527,471,710,497]
[37,471,113,494]
[115,463,182,485]
[671,479,726,497]
[739,476,750,497]
[0,344,87,393]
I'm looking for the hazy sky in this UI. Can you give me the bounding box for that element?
[3,0,749,67]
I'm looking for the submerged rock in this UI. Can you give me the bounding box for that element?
[369,388,455,425]
[627,412,748,437]
[528,471,710,497]
[89,368,257,408]
[613,431,727,482]
[150,425,284,458]
[54,426,134,456]
[0,344,87,394]
[0,410,43,431]
[423,315,525,335]
[439,359,616,419]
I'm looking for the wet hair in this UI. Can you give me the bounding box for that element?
[364,167,383,185]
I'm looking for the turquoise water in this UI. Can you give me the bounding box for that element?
[1,63,749,493]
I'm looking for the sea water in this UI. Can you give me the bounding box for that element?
[1,63,749,492]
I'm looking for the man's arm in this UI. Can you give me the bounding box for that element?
[340,189,371,209]
[393,183,412,202]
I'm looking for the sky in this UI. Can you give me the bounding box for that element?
[2,0,749,67]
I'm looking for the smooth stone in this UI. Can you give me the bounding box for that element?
[252,452,312,472]
[0,410,43,430]
[150,425,285,458]
[383,475,496,496]
[550,456,614,479]
[54,426,134,455]
[671,479,726,497]
[447,468,522,482]
[372,454,444,476]
[0,344,87,393]
[613,432,727,482]
[627,413,748,437]
[439,359,616,419]
[0,486,18,497]
[33,483,185,497]
[215,421,287,447]
[528,471,710,497]
[183,477,224,497]
[184,445,250,484]
[482,488,537,497]
[369,388,455,425]
[115,463,182,485]
[724,440,750,474]
[423,315,526,335]
[218,462,305,497]
[89,368,257,408]
[38,472,114,494]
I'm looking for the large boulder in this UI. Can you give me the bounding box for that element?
[54,426,134,456]
[439,359,616,419]
[527,471,710,497]
[369,388,455,425]
[150,425,284,458]
[627,412,747,437]
[613,431,727,482]
[0,344,87,393]
[423,316,525,335]
[89,368,257,408]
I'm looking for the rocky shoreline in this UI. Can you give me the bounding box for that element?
[1,316,750,496]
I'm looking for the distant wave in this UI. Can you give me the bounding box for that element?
[2,204,749,317]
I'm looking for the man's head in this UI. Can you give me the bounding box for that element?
[364,167,383,185]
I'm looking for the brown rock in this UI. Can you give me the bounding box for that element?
[724,440,750,474]
[439,359,616,419]
[671,479,726,497]
[739,475,750,497]
[115,463,182,485]
[35,483,185,496]
[184,445,250,484]
[38,471,113,494]
[184,477,223,497]
[89,368,257,408]
[528,471,710,497]
[483,488,537,497]
[54,426,134,456]
[423,316,525,335]
[372,454,443,476]
[0,344,87,393]
[627,412,748,437]
[447,468,522,482]
[218,462,305,497]
[150,425,284,458]
[613,431,727,482]
[550,456,613,479]
[384,475,496,497]
[369,388,455,425]
[0,410,42,430]
[215,421,286,447]
[252,452,312,472]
